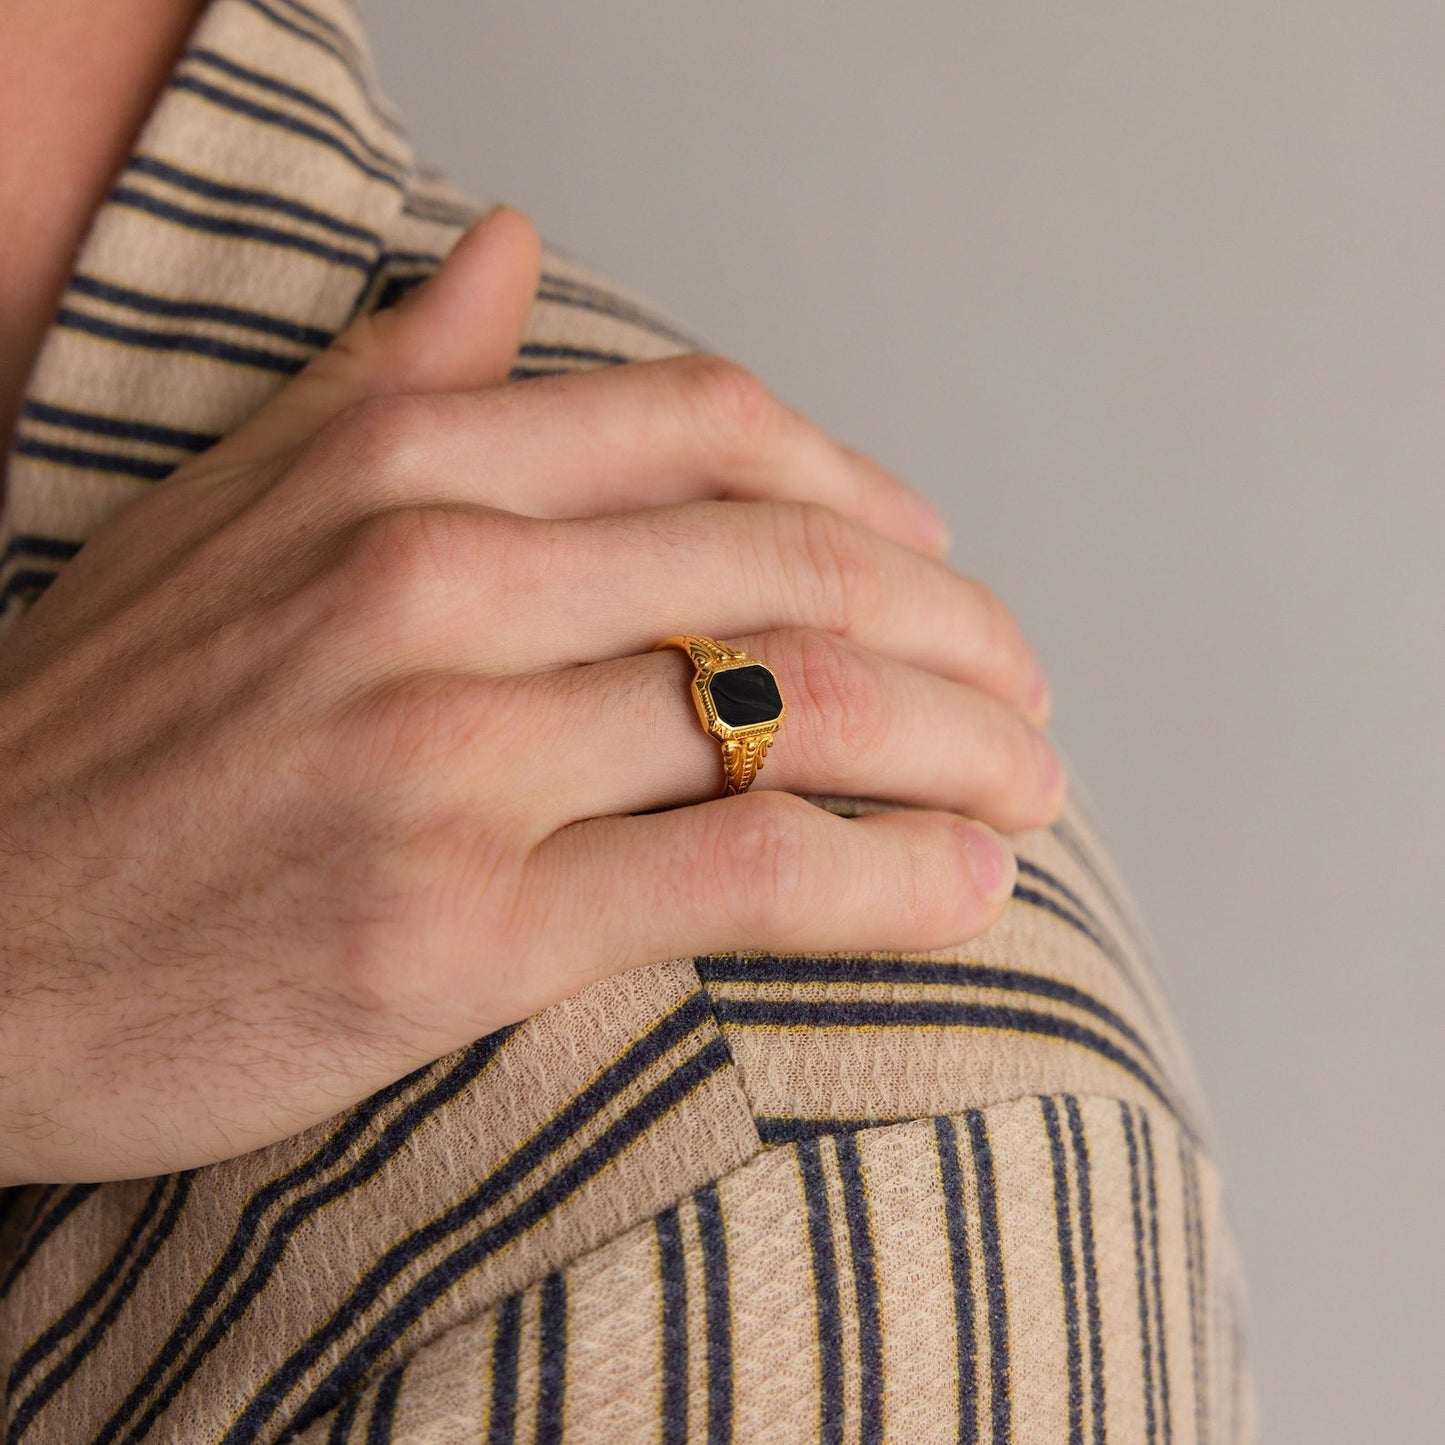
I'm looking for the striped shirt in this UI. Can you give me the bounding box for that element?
[0,1,1254,1439]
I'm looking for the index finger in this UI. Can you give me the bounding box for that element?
[326,353,952,558]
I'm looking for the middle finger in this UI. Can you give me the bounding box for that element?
[321,498,1051,725]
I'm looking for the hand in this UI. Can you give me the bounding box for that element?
[0,208,1063,1185]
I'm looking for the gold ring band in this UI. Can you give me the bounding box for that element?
[652,635,787,797]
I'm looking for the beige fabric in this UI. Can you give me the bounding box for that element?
[297,1098,1250,1445]
[0,1,1253,1439]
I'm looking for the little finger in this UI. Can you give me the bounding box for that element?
[506,793,1018,1012]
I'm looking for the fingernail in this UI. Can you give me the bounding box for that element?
[910,491,951,553]
[397,207,509,311]
[1025,657,1052,718]
[1034,732,1063,796]
[962,821,1017,905]
[451,204,510,254]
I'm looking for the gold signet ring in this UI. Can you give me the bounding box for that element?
[652,636,787,797]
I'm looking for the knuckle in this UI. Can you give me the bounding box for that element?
[324,848,433,1019]
[676,353,778,464]
[331,825,524,1028]
[341,671,478,786]
[784,500,878,638]
[328,504,524,641]
[331,673,525,833]
[784,628,888,765]
[317,395,432,500]
[337,506,452,619]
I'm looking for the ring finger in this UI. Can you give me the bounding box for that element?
[504,626,1065,837]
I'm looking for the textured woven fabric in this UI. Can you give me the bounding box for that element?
[0,2,1254,1439]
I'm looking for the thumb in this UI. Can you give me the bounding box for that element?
[217,205,542,464]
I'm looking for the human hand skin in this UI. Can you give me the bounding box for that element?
[0,208,1063,1186]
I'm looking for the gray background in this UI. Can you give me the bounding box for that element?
[361,4,1443,1439]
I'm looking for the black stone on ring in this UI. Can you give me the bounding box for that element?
[707,664,785,728]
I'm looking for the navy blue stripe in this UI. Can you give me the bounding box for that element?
[293,300,633,367]
[7,1177,170,1395]
[57,305,308,377]
[655,1207,689,1445]
[244,0,346,58]
[352,253,433,319]
[365,248,441,267]
[795,1139,843,1445]
[13,436,176,481]
[1010,885,1143,991]
[488,1295,523,1445]
[69,272,334,350]
[1065,1098,1107,1445]
[318,332,629,373]
[111,183,374,271]
[1140,1112,1173,1445]
[1,1187,60,1277]
[169,75,402,189]
[1178,1142,1198,1436]
[241,0,406,137]
[8,1174,194,1443]
[270,0,356,49]
[695,1184,733,1445]
[401,195,475,227]
[283,1037,732,1442]
[373,274,428,312]
[536,1272,568,1443]
[1009,867,1161,1041]
[365,1359,406,1445]
[0,570,60,610]
[966,1111,1011,1444]
[834,1134,883,1441]
[183,50,405,175]
[22,400,218,454]
[255,0,354,52]
[757,1115,901,1145]
[355,258,689,349]
[534,287,699,350]
[710,998,1182,1127]
[536,272,701,349]
[326,1390,360,1444]
[1048,813,1139,935]
[0,1188,57,1290]
[0,1186,96,1305]
[1120,1104,1158,1444]
[101,1033,515,1445]
[230,1011,724,1442]
[128,153,381,247]
[695,954,1162,1075]
[1179,1139,1209,1444]
[1226,1283,1245,1445]
[1015,857,1102,923]
[0,534,81,564]
[934,1118,979,1445]
[1041,1097,1085,1445]
[517,343,631,370]
[1049,815,1154,990]
[1196,1149,1212,1439]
